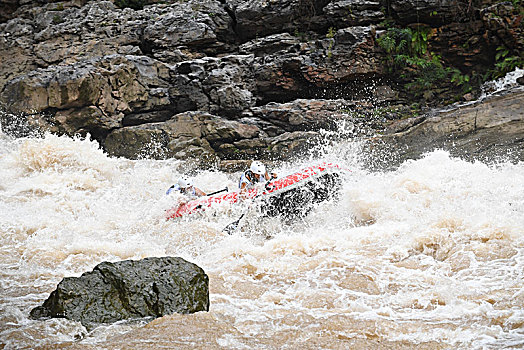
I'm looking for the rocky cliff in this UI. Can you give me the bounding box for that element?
[1,0,522,168]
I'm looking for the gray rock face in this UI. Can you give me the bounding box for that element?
[2,54,171,138]
[248,26,381,104]
[102,99,369,162]
[480,2,524,54]
[390,0,470,25]
[227,0,384,41]
[0,0,521,165]
[169,55,257,116]
[103,110,260,160]
[0,0,19,23]
[226,0,323,41]
[250,99,356,132]
[141,0,235,61]
[29,257,209,330]
[381,89,524,163]
[0,0,235,92]
[324,0,385,27]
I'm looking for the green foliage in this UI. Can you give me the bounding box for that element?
[410,26,431,56]
[326,27,336,58]
[377,26,453,96]
[377,27,415,75]
[377,26,432,58]
[489,46,524,79]
[409,103,421,117]
[449,68,469,85]
[405,55,447,92]
[52,14,64,24]
[293,28,308,42]
[378,18,396,29]
[496,55,523,72]
[448,68,473,93]
[326,27,336,39]
[377,27,412,60]
[495,46,509,62]
[114,0,147,10]
[510,0,522,10]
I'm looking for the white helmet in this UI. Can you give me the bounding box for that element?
[177,176,193,189]
[250,161,266,175]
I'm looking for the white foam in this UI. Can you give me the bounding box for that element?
[0,130,523,348]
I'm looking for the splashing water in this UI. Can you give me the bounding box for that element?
[0,126,522,350]
[480,67,524,99]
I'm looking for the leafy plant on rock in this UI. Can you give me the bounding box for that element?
[448,67,471,92]
[326,27,336,58]
[52,14,64,24]
[489,45,524,79]
[377,25,447,96]
[377,27,411,70]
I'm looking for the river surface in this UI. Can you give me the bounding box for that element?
[1,77,523,349]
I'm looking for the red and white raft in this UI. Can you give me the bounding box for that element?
[165,162,345,220]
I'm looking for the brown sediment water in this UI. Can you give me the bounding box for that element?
[0,133,523,349]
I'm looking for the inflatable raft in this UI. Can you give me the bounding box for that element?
[165,162,344,220]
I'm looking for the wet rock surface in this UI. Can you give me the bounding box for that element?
[29,257,210,329]
[379,89,524,165]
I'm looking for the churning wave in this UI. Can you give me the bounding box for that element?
[0,128,523,349]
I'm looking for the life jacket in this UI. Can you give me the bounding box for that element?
[238,170,265,190]
[166,184,197,198]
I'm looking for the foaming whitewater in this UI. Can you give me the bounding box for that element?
[0,130,523,349]
[480,67,524,98]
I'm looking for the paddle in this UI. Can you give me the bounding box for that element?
[222,177,276,235]
[206,187,228,196]
[223,213,245,235]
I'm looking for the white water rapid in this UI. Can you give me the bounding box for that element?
[1,77,523,350]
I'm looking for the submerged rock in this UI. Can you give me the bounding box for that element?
[30,257,209,329]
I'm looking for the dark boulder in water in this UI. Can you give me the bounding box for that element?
[30,257,209,329]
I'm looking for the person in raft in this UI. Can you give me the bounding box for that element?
[239,160,277,193]
[166,176,206,198]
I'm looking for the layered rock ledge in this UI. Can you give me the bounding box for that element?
[1,0,522,165]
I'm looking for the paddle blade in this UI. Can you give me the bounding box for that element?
[223,214,244,235]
